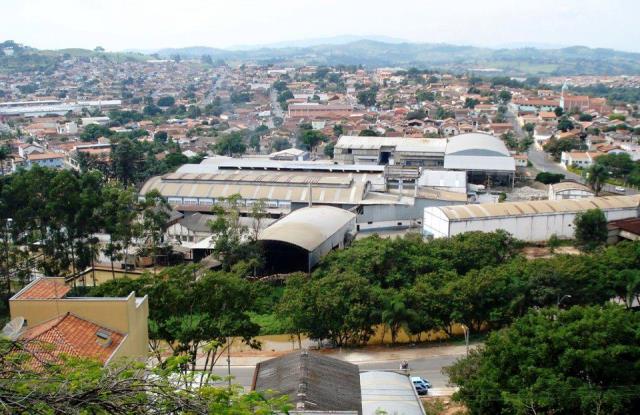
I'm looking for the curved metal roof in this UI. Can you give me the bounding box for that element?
[258,206,356,251]
[445,133,511,157]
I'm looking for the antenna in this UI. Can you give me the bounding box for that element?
[2,317,25,340]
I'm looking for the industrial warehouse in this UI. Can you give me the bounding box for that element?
[423,195,640,241]
[140,155,468,232]
[334,133,516,187]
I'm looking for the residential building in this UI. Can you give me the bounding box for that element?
[9,277,149,364]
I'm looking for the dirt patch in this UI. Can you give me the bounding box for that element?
[421,396,467,415]
[521,245,581,259]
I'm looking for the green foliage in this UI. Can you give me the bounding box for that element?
[557,116,574,132]
[554,106,564,117]
[543,136,582,161]
[93,265,260,381]
[585,162,609,196]
[498,90,512,103]
[446,305,640,415]
[279,233,640,345]
[357,87,378,107]
[464,98,480,109]
[535,171,565,184]
[298,129,327,152]
[406,109,427,120]
[213,132,247,156]
[324,142,335,158]
[156,96,175,107]
[574,208,608,251]
[271,138,291,152]
[0,337,290,414]
[80,124,112,141]
[416,90,436,102]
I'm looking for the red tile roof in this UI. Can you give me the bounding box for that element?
[20,313,124,365]
[16,278,70,300]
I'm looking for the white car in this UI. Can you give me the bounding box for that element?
[615,186,626,193]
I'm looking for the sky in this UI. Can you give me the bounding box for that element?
[2,0,639,52]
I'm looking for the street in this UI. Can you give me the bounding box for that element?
[207,350,464,393]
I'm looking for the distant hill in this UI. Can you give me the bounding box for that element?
[4,39,640,76]
[153,40,640,76]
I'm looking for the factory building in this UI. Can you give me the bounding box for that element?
[334,133,516,188]
[423,195,640,241]
[258,206,356,273]
[140,158,466,232]
[443,133,516,188]
[334,136,447,167]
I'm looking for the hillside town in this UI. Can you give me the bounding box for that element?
[2,3,640,413]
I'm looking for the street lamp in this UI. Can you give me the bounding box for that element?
[461,324,470,357]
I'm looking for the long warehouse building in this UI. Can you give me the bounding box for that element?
[141,159,467,232]
[423,195,640,241]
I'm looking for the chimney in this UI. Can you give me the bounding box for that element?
[96,329,112,348]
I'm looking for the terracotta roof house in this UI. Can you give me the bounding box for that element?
[9,277,149,366]
[20,312,125,366]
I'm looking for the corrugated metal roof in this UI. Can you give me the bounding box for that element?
[253,350,362,414]
[550,181,593,193]
[445,133,511,157]
[141,171,377,205]
[336,136,447,153]
[438,195,640,221]
[360,371,425,415]
[258,206,356,251]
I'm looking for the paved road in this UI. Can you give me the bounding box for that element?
[208,353,463,391]
[508,109,636,195]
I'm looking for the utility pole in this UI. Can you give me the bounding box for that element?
[461,324,470,357]
[227,336,232,391]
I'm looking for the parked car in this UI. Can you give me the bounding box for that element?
[615,186,626,193]
[412,376,432,395]
[412,381,428,395]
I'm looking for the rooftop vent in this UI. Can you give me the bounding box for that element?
[96,329,112,348]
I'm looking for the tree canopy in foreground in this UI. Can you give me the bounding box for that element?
[446,304,640,415]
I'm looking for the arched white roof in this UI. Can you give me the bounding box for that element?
[445,133,511,157]
[258,206,356,251]
[444,133,515,172]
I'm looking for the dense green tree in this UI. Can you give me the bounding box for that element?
[557,116,574,132]
[271,138,291,152]
[112,138,141,186]
[279,272,380,346]
[357,87,378,107]
[574,208,608,251]
[554,106,564,117]
[92,265,260,385]
[446,305,640,415]
[213,132,246,156]
[80,124,112,141]
[585,163,608,196]
[298,129,326,152]
[156,96,175,107]
[358,129,380,136]
[543,137,582,161]
[498,90,512,103]
[323,142,335,158]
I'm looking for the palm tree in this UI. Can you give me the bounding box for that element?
[585,163,608,196]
